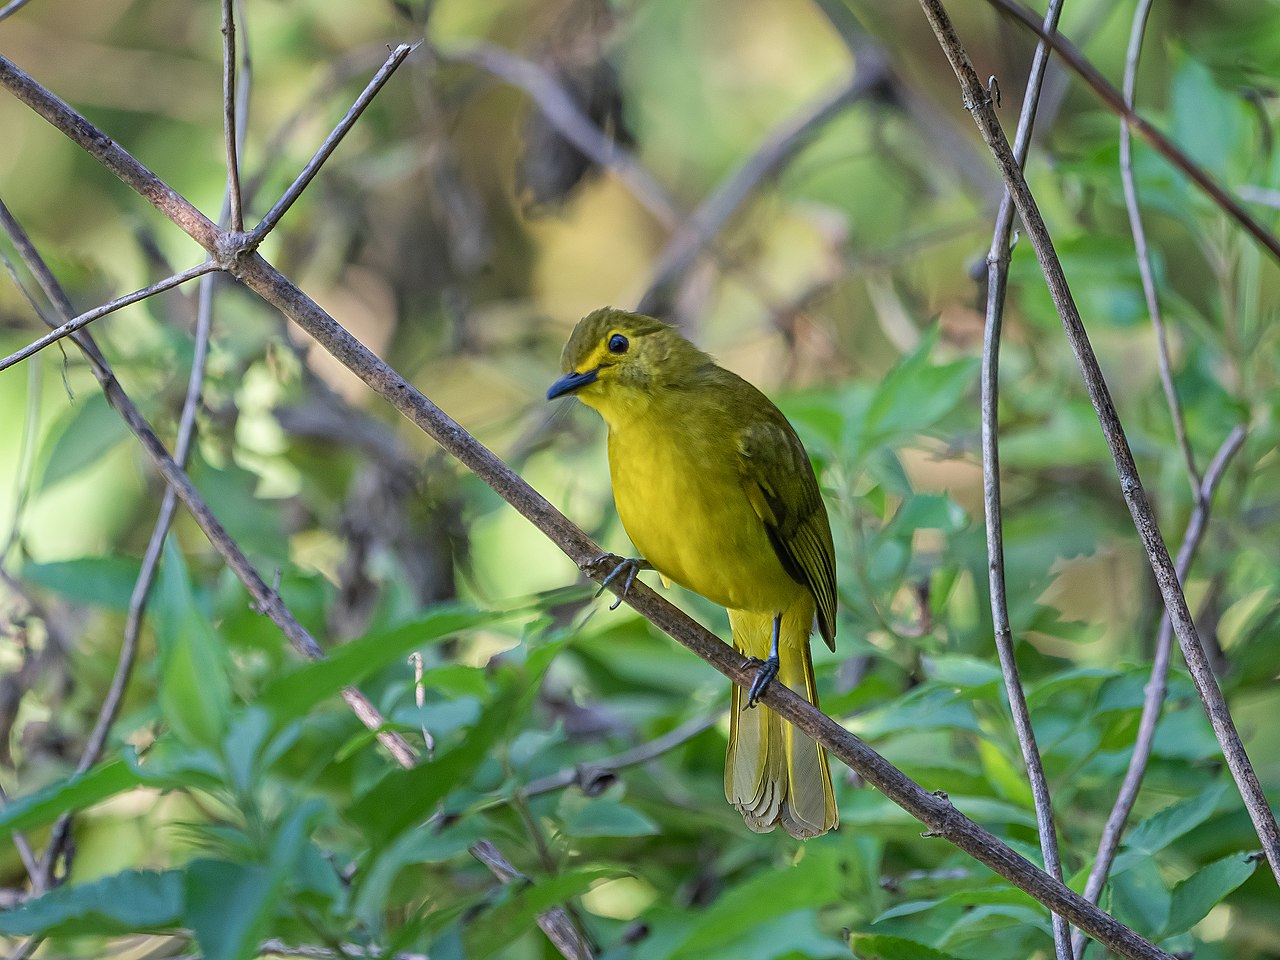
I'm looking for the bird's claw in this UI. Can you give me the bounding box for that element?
[594,554,647,610]
[744,654,780,708]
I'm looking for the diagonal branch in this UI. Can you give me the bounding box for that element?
[1071,425,1246,960]
[985,0,1280,265]
[919,0,1280,888]
[247,41,420,246]
[0,52,1181,960]
[981,1,1071,956]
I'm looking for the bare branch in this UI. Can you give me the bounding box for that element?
[221,0,244,231]
[1071,425,1247,960]
[981,1,1071,956]
[0,49,1180,960]
[247,42,420,246]
[920,0,1280,886]
[0,261,220,373]
[0,783,42,894]
[985,0,1280,265]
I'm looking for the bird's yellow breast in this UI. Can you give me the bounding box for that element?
[604,409,803,615]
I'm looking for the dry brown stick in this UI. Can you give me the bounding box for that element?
[919,0,1280,886]
[985,0,1280,265]
[1071,425,1247,960]
[0,50,1176,960]
[981,1,1071,957]
[1117,0,1198,498]
[0,261,220,372]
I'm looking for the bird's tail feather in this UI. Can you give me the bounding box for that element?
[725,605,837,839]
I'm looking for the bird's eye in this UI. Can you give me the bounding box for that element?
[607,333,629,354]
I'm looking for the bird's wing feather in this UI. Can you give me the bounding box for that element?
[737,418,837,649]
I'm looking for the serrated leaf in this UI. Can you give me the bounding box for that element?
[1162,852,1257,937]
[36,392,131,489]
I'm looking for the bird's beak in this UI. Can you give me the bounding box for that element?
[546,368,598,400]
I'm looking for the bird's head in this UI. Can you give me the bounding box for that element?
[546,308,709,417]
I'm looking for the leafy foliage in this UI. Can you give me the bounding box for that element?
[1,0,1278,959]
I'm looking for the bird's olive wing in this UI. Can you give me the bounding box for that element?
[737,419,837,649]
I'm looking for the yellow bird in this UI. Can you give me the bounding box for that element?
[548,307,838,839]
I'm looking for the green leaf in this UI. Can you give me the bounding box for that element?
[183,800,324,960]
[1113,781,1230,871]
[850,933,962,960]
[466,867,619,958]
[259,605,506,721]
[0,759,142,834]
[668,848,842,958]
[154,541,232,748]
[557,793,661,838]
[1162,852,1257,937]
[36,392,131,489]
[0,869,182,936]
[20,556,143,611]
[347,647,559,843]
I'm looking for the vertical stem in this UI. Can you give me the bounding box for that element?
[221,0,244,232]
[982,3,1072,957]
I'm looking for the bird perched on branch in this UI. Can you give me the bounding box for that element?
[547,307,838,839]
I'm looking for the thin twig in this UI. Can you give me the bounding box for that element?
[981,1,1071,956]
[985,0,1280,265]
[221,0,244,232]
[1071,425,1247,960]
[434,40,679,228]
[919,0,1280,888]
[0,261,220,373]
[522,711,722,798]
[1118,0,1198,497]
[0,51,1177,960]
[247,42,420,246]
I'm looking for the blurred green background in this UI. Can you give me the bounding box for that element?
[1,0,1279,957]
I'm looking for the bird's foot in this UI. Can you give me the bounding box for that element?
[745,653,780,708]
[592,554,650,610]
